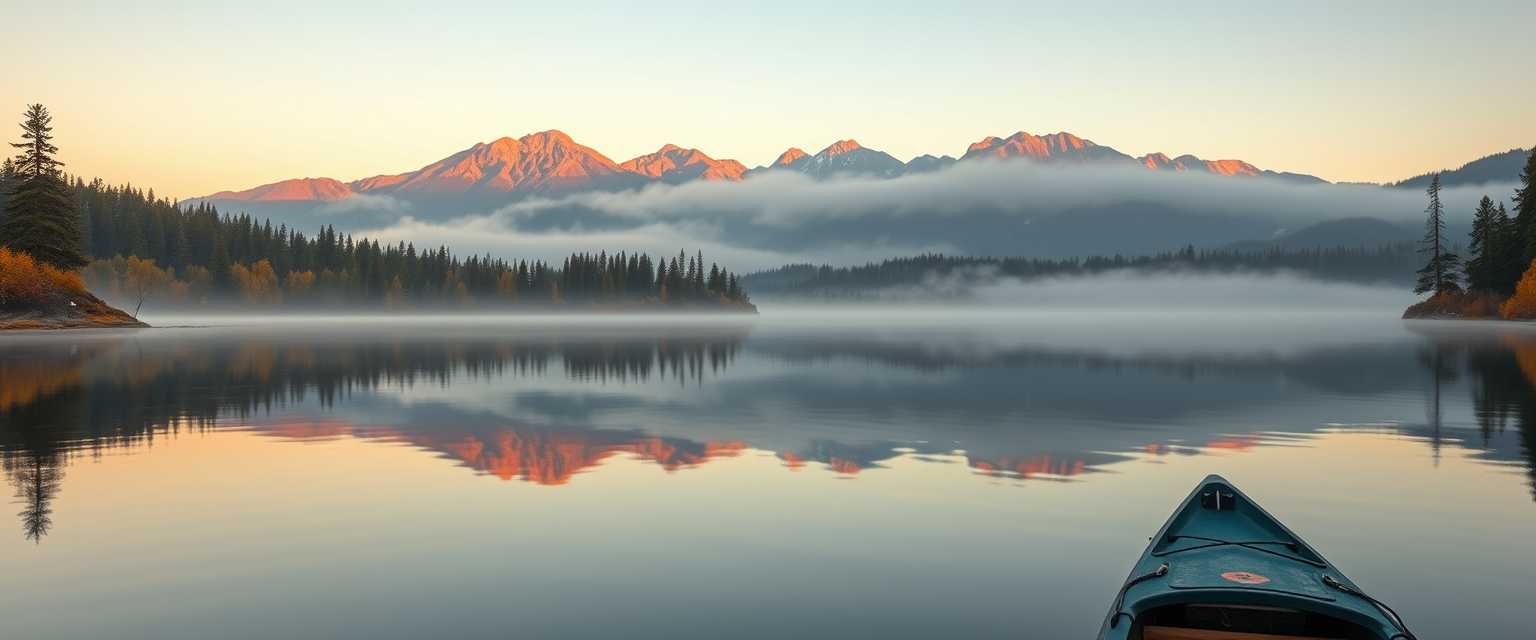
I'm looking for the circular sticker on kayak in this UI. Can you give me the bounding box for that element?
[1221,571,1271,585]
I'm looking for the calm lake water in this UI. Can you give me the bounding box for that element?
[1,310,1533,639]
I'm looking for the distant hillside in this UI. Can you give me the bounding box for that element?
[1391,148,1529,189]
[1227,218,1422,253]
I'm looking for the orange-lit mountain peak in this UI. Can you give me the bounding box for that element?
[347,130,635,195]
[963,131,1073,161]
[1202,158,1262,177]
[966,135,1005,153]
[1044,131,1090,150]
[772,147,809,167]
[820,139,864,156]
[620,144,746,182]
[519,129,577,147]
[202,177,355,202]
[1140,152,1174,170]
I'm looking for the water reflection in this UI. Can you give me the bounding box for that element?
[2,318,1534,543]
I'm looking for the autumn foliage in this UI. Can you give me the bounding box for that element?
[0,247,85,307]
[229,259,282,304]
[1500,260,1536,320]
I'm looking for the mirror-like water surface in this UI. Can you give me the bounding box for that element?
[2,311,1533,639]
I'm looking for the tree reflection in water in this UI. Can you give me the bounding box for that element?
[3,323,1535,542]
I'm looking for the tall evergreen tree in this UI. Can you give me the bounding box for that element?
[1414,174,1461,295]
[0,157,14,227]
[0,104,87,269]
[1510,146,1536,286]
[1465,195,1502,292]
[1496,202,1520,293]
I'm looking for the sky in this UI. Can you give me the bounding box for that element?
[2,0,1533,199]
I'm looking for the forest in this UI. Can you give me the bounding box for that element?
[69,189,749,311]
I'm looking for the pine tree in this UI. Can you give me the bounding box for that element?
[1414,174,1461,295]
[1510,146,1536,287]
[0,104,87,270]
[1496,202,1519,294]
[0,157,15,226]
[1465,195,1501,292]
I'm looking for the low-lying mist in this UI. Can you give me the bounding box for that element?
[325,160,1516,271]
[831,268,1418,311]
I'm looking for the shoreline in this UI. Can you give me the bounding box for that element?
[0,291,148,331]
[1401,290,1527,322]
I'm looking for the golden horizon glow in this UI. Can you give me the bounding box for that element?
[2,3,1534,199]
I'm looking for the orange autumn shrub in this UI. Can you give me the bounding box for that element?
[1501,259,1536,320]
[0,247,85,307]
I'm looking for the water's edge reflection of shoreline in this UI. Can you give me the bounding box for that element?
[3,319,1533,542]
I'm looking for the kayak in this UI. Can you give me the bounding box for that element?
[1097,475,1416,640]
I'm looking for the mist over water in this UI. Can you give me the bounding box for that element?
[763,269,1421,311]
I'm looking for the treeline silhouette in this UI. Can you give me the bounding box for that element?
[745,244,1422,297]
[6,173,752,310]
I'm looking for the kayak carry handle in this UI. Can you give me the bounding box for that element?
[1200,489,1238,511]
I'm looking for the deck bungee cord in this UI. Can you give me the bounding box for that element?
[1154,534,1328,568]
[1322,575,1417,640]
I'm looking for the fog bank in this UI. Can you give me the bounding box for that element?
[329,160,1517,270]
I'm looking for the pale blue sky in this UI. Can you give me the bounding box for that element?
[2,0,1532,197]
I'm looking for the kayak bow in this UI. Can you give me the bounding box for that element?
[1097,475,1415,640]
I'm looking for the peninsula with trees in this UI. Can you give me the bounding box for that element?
[1403,147,1536,319]
[0,105,142,329]
[0,104,755,329]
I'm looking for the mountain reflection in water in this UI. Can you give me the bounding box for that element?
[1,317,1534,545]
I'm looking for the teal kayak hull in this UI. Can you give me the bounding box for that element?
[1097,475,1414,639]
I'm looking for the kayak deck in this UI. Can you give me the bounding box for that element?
[1098,475,1413,640]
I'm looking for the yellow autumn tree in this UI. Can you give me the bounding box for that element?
[1501,259,1536,320]
[231,260,282,305]
[284,270,316,302]
[123,256,171,318]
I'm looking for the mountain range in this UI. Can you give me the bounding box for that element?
[189,131,1529,263]
[197,128,1358,205]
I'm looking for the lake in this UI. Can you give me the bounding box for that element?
[1,310,1533,639]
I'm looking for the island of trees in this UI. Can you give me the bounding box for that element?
[1405,147,1536,320]
[0,104,754,326]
